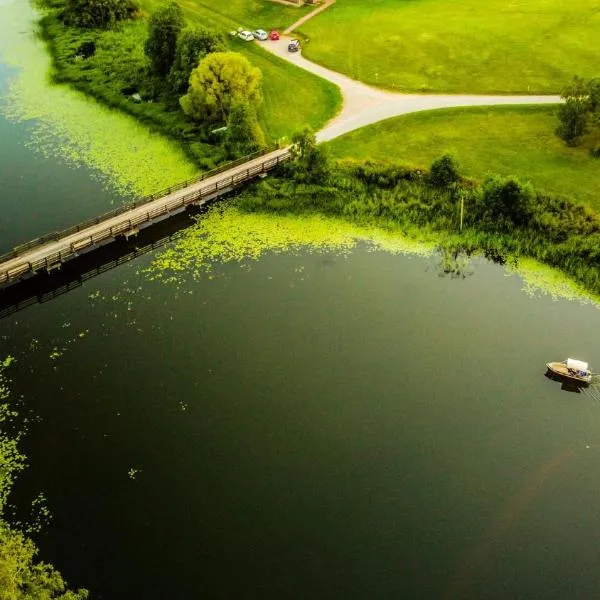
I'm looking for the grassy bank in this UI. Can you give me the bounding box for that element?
[39,3,340,169]
[224,157,600,298]
[327,106,600,212]
[299,0,600,94]
[137,0,341,140]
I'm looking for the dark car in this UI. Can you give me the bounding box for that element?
[288,39,300,52]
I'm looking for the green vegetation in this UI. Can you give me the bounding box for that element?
[181,51,262,122]
[1,0,197,197]
[298,0,600,93]
[37,0,340,170]
[227,146,600,296]
[137,0,340,139]
[139,0,310,33]
[0,361,87,599]
[63,0,137,28]
[327,105,600,211]
[557,76,600,147]
[168,26,225,95]
[144,1,184,76]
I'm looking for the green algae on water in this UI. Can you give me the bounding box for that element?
[0,0,197,197]
[507,257,600,307]
[146,204,434,284]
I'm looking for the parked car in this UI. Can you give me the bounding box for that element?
[252,29,268,41]
[288,39,300,52]
[238,30,254,42]
[269,30,280,41]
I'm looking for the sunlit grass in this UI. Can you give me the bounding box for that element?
[327,105,600,211]
[138,0,341,140]
[299,0,600,93]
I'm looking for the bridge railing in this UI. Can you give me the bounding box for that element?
[0,144,282,265]
[0,147,290,285]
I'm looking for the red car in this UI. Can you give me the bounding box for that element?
[269,30,280,41]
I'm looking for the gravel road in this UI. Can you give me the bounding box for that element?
[259,38,561,142]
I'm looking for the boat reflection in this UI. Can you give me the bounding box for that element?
[544,371,585,393]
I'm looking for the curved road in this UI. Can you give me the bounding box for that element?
[259,38,561,142]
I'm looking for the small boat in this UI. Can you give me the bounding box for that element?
[546,358,593,385]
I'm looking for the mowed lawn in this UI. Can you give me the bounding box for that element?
[299,0,600,94]
[327,105,600,210]
[139,0,340,140]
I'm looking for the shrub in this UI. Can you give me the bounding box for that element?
[63,0,138,29]
[429,153,460,188]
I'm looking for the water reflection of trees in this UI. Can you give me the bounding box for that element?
[436,247,474,279]
[435,246,518,280]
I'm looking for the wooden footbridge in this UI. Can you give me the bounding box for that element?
[0,145,290,287]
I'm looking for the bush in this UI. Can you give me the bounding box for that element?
[429,153,460,188]
[589,145,600,158]
[63,0,138,29]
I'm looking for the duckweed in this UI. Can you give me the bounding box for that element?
[0,0,197,197]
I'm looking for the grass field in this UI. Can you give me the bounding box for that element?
[326,105,600,210]
[299,0,600,94]
[138,0,340,140]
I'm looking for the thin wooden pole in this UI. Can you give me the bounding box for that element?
[459,194,464,232]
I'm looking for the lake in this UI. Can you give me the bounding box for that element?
[2,2,600,599]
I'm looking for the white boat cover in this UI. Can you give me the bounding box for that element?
[567,358,589,371]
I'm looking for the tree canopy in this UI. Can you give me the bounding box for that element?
[180,52,262,123]
[63,0,138,29]
[168,27,226,95]
[288,128,329,183]
[557,76,600,146]
[144,2,184,77]
[225,100,265,157]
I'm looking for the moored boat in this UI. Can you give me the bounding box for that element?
[546,358,592,385]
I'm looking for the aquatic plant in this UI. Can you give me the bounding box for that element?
[146,204,433,284]
[0,0,197,198]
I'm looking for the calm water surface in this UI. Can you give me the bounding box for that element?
[2,4,600,600]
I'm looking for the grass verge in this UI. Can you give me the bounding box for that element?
[326,105,600,212]
[299,0,600,94]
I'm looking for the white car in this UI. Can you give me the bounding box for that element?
[252,29,268,41]
[238,30,254,42]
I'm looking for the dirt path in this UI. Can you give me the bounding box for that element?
[259,38,561,142]
[284,0,335,35]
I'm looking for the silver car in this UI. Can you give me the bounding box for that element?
[252,29,268,41]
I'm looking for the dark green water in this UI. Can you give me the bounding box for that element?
[0,59,122,253]
[3,6,600,600]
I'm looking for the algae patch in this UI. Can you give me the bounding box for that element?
[508,257,600,307]
[146,204,434,284]
[0,0,196,197]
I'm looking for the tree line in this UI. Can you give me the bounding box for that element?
[48,0,266,158]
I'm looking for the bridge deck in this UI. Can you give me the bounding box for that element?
[0,147,290,286]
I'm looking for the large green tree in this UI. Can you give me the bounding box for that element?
[168,27,225,95]
[180,52,262,123]
[144,2,184,77]
[63,0,137,28]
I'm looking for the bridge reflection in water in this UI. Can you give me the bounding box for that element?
[0,203,202,321]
